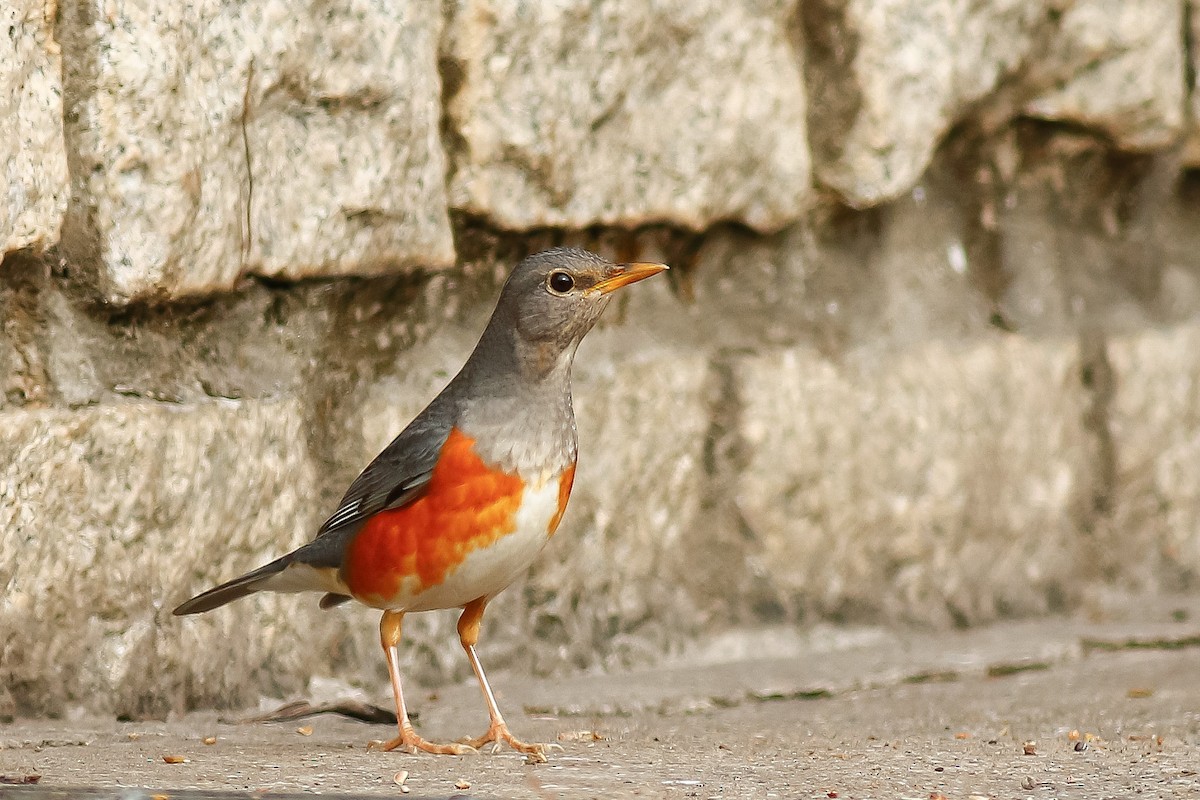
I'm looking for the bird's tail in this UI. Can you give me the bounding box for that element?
[172,555,293,615]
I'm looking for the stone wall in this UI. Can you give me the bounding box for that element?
[3,0,1200,718]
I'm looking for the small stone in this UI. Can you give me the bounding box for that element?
[202,736,217,746]
[296,726,313,736]
[161,755,188,764]
[557,730,606,742]
[1022,741,1038,756]
[455,779,471,790]
[1074,740,1088,752]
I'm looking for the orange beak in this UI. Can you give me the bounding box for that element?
[592,262,669,294]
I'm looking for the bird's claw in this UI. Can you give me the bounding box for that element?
[368,731,477,756]
[460,722,560,762]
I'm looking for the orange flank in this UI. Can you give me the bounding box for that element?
[342,428,524,605]
[548,462,576,535]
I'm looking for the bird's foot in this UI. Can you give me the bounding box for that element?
[368,725,476,756]
[461,722,562,762]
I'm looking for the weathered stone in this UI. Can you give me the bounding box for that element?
[64,0,453,302]
[35,279,329,408]
[1,0,68,256]
[733,337,1091,627]
[443,0,810,232]
[993,137,1200,336]
[804,0,1187,207]
[0,256,52,407]
[0,399,383,717]
[1107,325,1200,587]
[689,176,1095,625]
[1025,0,1186,151]
[689,142,1200,624]
[689,171,994,352]
[802,0,1050,206]
[1186,0,1200,165]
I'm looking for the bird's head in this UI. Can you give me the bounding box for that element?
[490,247,668,367]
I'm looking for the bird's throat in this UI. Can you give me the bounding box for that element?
[517,337,579,383]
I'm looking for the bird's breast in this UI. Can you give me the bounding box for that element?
[342,427,575,611]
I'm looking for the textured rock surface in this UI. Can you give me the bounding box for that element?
[444,0,810,231]
[1,0,68,255]
[733,338,1089,626]
[1187,0,1200,165]
[64,0,453,302]
[685,163,1200,626]
[1107,325,1200,587]
[802,0,1051,205]
[803,0,1187,206]
[687,174,994,352]
[1025,0,1186,150]
[0,399,343,717]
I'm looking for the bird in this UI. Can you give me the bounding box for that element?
[173,247,668,760]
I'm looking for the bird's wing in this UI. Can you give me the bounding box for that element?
[290,408,454,574]
[317,416,452,539]
[175,402,457,611]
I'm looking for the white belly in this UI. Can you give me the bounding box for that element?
[400,476,562,612]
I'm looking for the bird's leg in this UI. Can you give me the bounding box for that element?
[457,597,559,761]
[369,609,474,756]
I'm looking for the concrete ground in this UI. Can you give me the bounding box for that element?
[2,598,1198,800]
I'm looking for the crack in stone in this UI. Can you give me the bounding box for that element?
[1079,331,1117,519]
[239,58,255,272]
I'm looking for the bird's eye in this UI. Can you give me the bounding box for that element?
[548,271,575,294]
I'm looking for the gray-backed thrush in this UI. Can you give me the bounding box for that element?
[173,247,668,760]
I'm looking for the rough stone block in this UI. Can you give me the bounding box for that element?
[732,337,1093,626]
[805,0,1187,207]
[1,0,68,256]
[686,155,1200,624]
[443,0,810,232]
[1025,0,1185,150]
[989,139,1200,337]
[689,177,995,350]
[803,0,1049,206]
[1186,0,1200,166]
[0,259,52,408]
[66,0,453,302]
[1107,325,1200,584]
[0,399,375,717]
